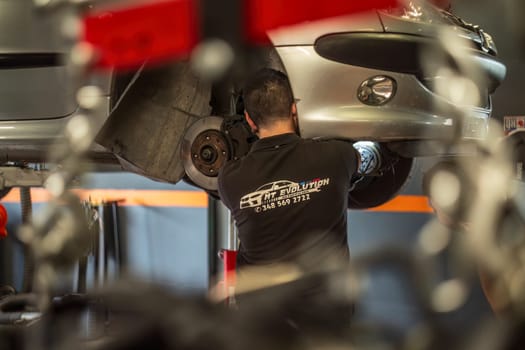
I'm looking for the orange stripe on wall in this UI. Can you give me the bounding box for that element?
[1,188,208,208]
[366,195,433,213]
[1,189,430,213]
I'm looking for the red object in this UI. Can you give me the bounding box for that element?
[83,0,399,70]
[83,0,199,70]
[0,204,8,238]
[222,249,237,289]
[217,248,237,306]
[245,0,400,43]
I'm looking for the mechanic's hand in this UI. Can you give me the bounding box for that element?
[353,141,382,176]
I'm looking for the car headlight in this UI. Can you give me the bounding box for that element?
[357,76,397,106]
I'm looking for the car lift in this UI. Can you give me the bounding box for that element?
[219,213,238,307]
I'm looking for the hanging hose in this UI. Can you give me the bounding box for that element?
[20,187,33,293]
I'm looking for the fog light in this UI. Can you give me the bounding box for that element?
[357,76,396,106]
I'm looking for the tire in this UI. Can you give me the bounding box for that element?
[348,156,414,209]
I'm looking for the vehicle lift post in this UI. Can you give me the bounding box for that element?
[220,212,238,306]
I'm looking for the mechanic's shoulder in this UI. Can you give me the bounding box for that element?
[219,157,243,177]
[220,155,256,182]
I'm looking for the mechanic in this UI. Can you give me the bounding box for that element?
[218,68,360,330]
[218,68,360,269]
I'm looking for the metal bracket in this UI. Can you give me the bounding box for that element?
[0,167,50,189]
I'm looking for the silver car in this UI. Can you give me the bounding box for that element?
[0,1,506,208]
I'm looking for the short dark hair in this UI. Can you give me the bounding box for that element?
[243,68,294,128]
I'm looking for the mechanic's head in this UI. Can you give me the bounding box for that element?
[243,68,297,135]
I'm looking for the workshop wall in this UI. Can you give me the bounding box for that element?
[0,172,210,294]
[454,0,525,121]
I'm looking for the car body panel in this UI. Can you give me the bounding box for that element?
[0,68,112,156]
[276,45,491,141]
[379,12,480,47]
[268,11,383,46]
[0,0,114,161]
[0,0,64,53]
[0,66,76,120]
[378,10,499,54]
[313,33,506,93]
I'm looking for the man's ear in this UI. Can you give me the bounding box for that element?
[245,111,258,133]
[291,103,299,134]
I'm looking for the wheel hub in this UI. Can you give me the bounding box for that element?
[190,129,228,177]
[181,117,230,190]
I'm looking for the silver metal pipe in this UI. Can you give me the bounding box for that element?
[227,212,238,251]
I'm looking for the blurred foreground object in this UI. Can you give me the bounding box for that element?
[83,0,199,70]
[0,204,7,238]
[82,0,399,70]
[422,126,525,318]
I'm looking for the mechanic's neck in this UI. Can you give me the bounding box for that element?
[257,120,296,139]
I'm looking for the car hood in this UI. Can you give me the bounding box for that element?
[378,7,498,55]
[268,3,497,56]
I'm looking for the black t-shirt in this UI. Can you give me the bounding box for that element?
[218,133,359,266]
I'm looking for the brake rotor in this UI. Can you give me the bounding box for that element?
[181,117,230,190]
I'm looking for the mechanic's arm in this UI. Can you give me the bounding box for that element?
[337,140,361,178]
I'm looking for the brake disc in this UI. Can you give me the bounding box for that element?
[181,117,230,191]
